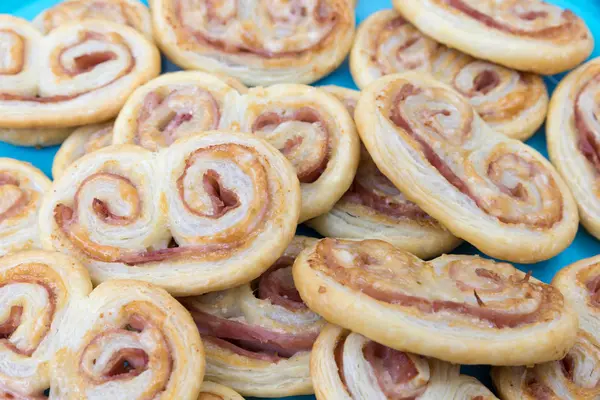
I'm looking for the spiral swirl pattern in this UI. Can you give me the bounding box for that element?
[350,9,548,140]
[0,159,51,256]
[150,0,355,85]
[181,236,323,397]
[0,16,159,132]
[0,250,91,398]
[547,57,600,240]
[312,324,498,400]
[493,255,600,399]
[355,72,578,263]
[226,83,359,222]
[113,71,245,151]
[50,279,204,400]
[309,86,460,259]
[392,0,592,74]
[40,132,301,296]
[293,238,578,366]
[33,0,153,39]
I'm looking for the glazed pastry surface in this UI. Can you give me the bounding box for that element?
[225,84,360,222]
[351,9,548,141]
[0,250,92,399]
[33,0,153,39]
[493,255,600,399]
[0,16,160,131]
[293,238,578,366]
[547,57,600,240]
[149,0,355,85]
[0,159,51,256]
[181,236,324,397]
[39,132,301,296]
[50,279,204,400]
[113,71,246,151]
[355,72,578,263]
[392,0,593,75]
[308,85,460,259]
[52,122,114,179]
[312,324,498,400]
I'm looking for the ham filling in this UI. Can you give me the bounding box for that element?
[574,80,600,174]
[586,274,600,307]
[0,173,27,223]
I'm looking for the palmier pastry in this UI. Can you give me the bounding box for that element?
[149,0,355,86]
[198,382,244,400]
[0,127,74,147]
[293,238,578,366]
[33,0,153,39]
[0,250,92,398]
[350,10,548,141]
[492,255,600,399]
[50,279,204,399]
[392,0,593,75]
[52,121,114,179]
[355,72,578,263]
[308,86,460,259]
[181,236,325,397]
[226,84,359,222]
[0,16,159,134]
[0,159,51,256]
[547,57,600,240]
[312,324,498,400]
[39,132,301,296]
[113,71,245,151]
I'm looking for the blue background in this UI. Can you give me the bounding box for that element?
[1,0,598,398]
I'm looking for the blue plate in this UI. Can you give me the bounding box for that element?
[1,0,599,398]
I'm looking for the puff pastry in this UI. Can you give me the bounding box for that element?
[225,84,360,222]
[350,10,548,141]
[50,279,204,400]
[33,0,153,39]
[181,236,324,397]
[198,382,243,400]
[392,0,593,75]
[0,250,92,398]
[547,57,600,240]
[312,324,498,400]
[39,132,301,296]
[149,0,355,86]
[113,71,245,151]
[52,122,114,179]
[309,86,460,259]
[0,127,74,147]
[0,16,159,132]
[0,159,51,256]
[492,255,600,399]
[355,72,578,263]
[293,238,578,366]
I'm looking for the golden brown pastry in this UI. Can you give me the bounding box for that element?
[312,324,498,400]
[309,86,460,259]
[50,279,204,399]
[0,159,51,256]
[392,0,593,75]
[293,238,578,366]
[350,9,548,141]
[0,127,74,147]
[149,0,355,86]
[181,236,324,397]
[492,255,600,399]
[355,72,578,263]
[52,121,114,179]
[198,382,244,400]
[0,250,92,399]
[0,15,159,137]
[547,57,600,240]
[39,132,301,296]
[113,71,246,151]
[226,84,360,222]
[33,0,153,39]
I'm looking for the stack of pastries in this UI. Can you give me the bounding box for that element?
[0,0,598,399]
